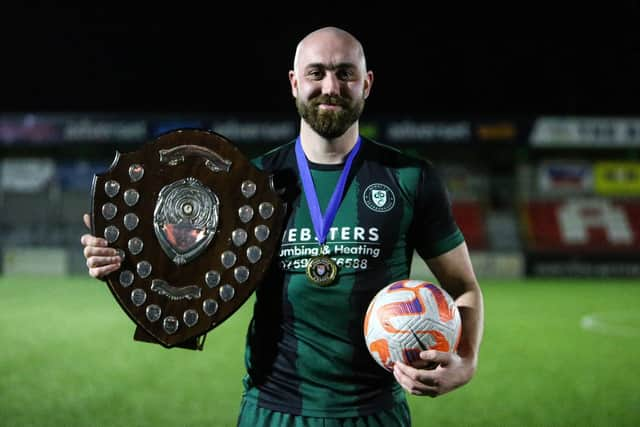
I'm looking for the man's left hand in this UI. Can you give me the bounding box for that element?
[393,350,475,398]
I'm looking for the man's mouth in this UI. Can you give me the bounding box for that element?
[313,96,347,109]
[318,103,342,111]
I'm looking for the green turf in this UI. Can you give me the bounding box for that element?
[1,275,639,426]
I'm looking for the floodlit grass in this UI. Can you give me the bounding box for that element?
[1,275,639,426]
[407,277,640,427]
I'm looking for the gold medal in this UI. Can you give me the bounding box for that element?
[306,255,338,286]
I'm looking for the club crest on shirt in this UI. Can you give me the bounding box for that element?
[363,183,395,212]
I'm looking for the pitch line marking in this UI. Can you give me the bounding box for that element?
[580,311,640,337]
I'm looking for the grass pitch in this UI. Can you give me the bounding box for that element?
[1,275,639,426]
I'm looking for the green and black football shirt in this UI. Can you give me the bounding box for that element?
[242,137,464,417]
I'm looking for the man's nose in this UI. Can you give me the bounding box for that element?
[321,73,341,96]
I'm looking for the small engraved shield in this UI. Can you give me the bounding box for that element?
[90,129,285,350]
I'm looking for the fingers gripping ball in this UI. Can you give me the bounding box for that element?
[364,279,461,372]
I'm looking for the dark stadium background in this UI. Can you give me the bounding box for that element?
[3,4,640,115]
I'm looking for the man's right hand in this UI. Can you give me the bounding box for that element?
[80,213,122,278]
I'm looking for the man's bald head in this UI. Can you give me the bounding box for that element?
[293,27,367,74]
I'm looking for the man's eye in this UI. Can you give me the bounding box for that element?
[337,70,355,80]
[308,70,323,79]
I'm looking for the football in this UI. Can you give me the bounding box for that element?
[363,279,462,372]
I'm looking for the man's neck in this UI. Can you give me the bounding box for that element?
[299,122,360,165]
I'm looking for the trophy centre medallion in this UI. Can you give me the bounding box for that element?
[154,177,219,265]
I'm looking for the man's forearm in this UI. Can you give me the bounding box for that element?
[456,287,484,369]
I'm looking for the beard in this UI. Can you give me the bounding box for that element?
[296,93,365,139]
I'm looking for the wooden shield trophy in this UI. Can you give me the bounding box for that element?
[90,129,284,350]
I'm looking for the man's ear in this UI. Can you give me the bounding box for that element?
[289,70,298,98]
[363,70,374,99]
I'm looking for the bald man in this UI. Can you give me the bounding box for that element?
[81,26,484,427]
[237,27,484,426]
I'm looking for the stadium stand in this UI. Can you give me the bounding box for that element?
[1,114,638,277]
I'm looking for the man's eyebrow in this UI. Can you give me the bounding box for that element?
[305,62,358,71]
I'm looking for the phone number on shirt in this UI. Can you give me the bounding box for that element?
[279,257,369,271]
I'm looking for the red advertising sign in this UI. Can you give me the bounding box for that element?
[523,199,640,253]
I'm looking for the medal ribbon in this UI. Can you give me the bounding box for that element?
[295,135,361,246]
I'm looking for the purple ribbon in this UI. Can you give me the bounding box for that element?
[295,136,361,245]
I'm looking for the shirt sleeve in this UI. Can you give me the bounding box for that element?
[410,161,465,260]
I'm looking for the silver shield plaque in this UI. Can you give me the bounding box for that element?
[90,129,285,350]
